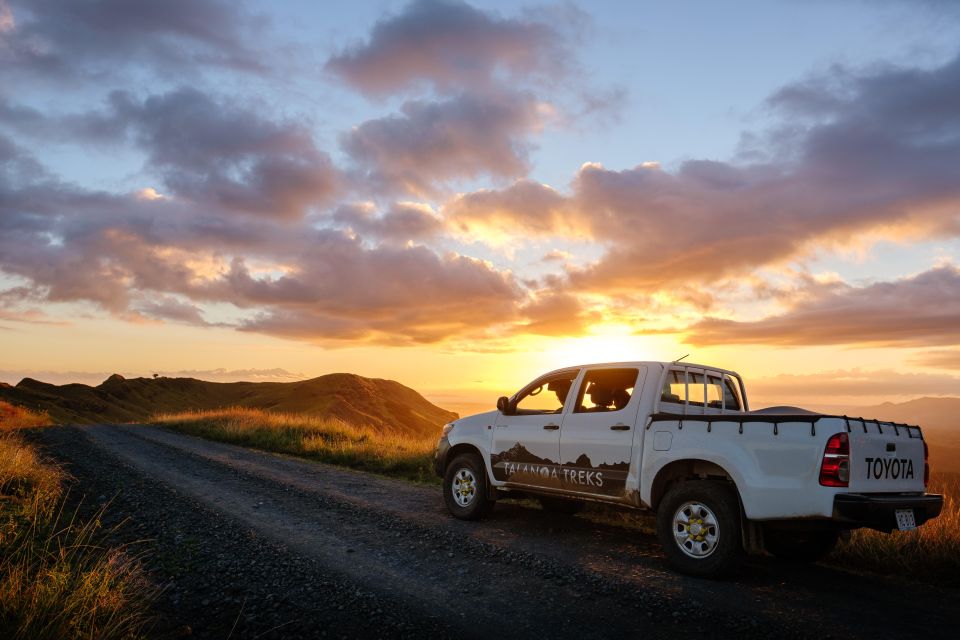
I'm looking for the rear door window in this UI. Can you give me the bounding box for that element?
[574,368,639,413]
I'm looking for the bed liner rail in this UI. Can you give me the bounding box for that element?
[647,413,924,439]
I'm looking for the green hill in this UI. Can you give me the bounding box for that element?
[0,373,457,438]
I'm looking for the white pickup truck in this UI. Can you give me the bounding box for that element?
[433,361,943,576]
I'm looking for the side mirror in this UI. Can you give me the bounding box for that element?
[496,396,512,415]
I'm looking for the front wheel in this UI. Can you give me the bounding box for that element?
[443,453,492,520]
[656,480,744,578]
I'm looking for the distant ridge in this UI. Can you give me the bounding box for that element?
[853,397,960,475]
[0,373,458,437]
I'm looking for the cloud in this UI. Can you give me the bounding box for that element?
[1,88,341,220]
[0,136,533,344]
[445,178,574,238]
[325,0,566,97]
[332,202,443,242]
[909,350,960,371]
[227,233,523,344]
[0,0,269,80]
[684,265,960,347]
[135,295,210,325]
[439,52,960,293]
[514,292,598,336]
[154,368,307,382]
[342,92,544,196]
[2,88,341,220]
[112,88,340,219]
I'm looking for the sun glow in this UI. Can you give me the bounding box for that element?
[535,325,683,373]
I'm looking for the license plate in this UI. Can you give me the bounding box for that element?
[895,509,917,531]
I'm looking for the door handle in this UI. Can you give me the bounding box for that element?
[543,424,560,430]
[610,424,631,431]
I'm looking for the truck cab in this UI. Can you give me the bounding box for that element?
[434,361,943,577]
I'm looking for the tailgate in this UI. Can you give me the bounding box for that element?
[847,419,926,493]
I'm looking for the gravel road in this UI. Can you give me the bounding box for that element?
[28,425,959,639]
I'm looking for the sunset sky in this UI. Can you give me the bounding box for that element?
[2,0,959,417]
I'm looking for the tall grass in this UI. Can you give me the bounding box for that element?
[0,400,51,430]
[153,407,439,483]
[831,472,960,584]
[0,403,154,639]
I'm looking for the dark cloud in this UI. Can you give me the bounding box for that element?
[1,87,341,220]
[135,296,210,325]
[325,0,566,97]
[342,92,543,196]
[332,202,443,242]
[90,88,339,219]
[0,0,268,79]
[684,265,960,348]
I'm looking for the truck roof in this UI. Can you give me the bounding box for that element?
[538,360,742,378]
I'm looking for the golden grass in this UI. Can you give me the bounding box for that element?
[0,431,154,639]
[831,472,960,583]
[0,401,51,431]
[153,406,439,483]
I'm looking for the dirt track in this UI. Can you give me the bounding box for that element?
[30,425,960,639]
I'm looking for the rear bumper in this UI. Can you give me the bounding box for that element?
[833,493,943,531]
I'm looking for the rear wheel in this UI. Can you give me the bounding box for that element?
[764,528,839,563]
[443,453,492,520]
[537,496,583,515]
[656,480,744,578]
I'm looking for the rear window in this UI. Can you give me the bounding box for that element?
[661,369,743,410]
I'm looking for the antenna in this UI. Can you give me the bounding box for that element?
[672,353,689,363]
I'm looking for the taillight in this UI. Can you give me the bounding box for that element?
[923,441,930,488]
[819,432,850,487]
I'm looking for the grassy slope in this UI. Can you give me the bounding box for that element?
[0,373,457,438]
[153,407,439,483]
[0,402,153,639]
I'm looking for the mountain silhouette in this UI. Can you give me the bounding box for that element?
[0,373,457,437]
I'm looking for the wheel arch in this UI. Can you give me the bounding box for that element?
[649,459,741,511]
[443,443,485,475]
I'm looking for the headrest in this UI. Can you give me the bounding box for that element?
[589,384,614,407]
[612,389,630,410]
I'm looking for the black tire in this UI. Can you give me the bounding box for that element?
[656,480,744,578]
[764,528,839,563]
[537,496,584,515]
[443,453,492,520]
